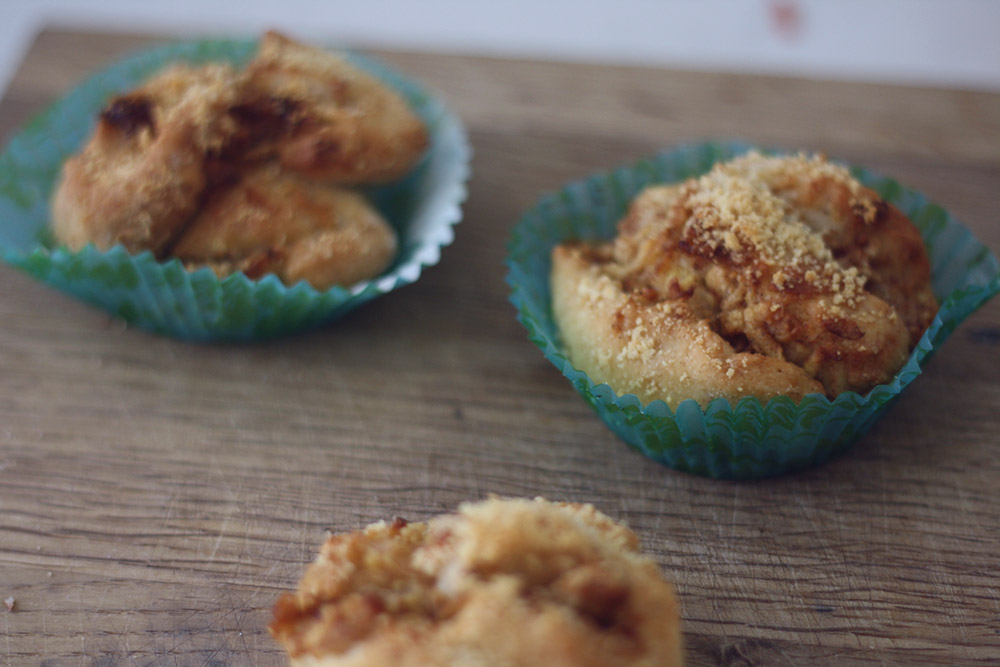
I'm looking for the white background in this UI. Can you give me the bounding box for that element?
[1,0,998,95]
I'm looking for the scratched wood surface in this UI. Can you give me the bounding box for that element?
[0,28,998,666]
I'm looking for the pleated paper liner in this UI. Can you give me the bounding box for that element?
[506,141,999,479]
[0,37,470,340]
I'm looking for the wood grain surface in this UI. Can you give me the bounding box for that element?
[1,29,998,666]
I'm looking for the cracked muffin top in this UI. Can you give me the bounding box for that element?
[52,32,426,290]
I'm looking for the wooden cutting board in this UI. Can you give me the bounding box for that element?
[1,28,998,666]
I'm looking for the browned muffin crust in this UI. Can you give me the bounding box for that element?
[172,164,396,290]
[52,64,244,254]
[270,498,683,667]
[551,152,937,407]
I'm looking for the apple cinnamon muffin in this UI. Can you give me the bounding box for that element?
[551,151,937,407]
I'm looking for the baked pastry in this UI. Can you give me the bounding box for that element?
[172,164,396,290]
[51,32,427,289]
[270,497,683,667]
[551,151,937,407]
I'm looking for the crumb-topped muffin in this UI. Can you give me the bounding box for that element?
[270,498,683,667]
[551,151,937,407]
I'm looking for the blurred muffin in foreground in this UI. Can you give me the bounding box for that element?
[270,497,683,667]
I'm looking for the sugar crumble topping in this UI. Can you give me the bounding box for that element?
[683,151,867,305]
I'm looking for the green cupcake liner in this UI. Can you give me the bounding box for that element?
[506,141,999,479]
[0,37,470,340]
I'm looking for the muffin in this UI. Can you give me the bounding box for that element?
[51,31,427,291]
[270,497,683,667]
[0,35,469,340]
[551,151,937,408]
[507,142,998,477]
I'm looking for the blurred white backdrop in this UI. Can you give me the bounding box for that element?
[1,0,998,94]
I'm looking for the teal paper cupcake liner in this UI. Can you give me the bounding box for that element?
[0,37,470,340]
[506,141,999,479]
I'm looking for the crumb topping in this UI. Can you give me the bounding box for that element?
[682,151,866,305]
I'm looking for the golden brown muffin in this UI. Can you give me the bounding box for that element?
[244,31,429,184]
[270,498,683,667]
[172,164,396,290]
[52,64,244,253]
[551,152,937,407]
[51,32,426,289]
